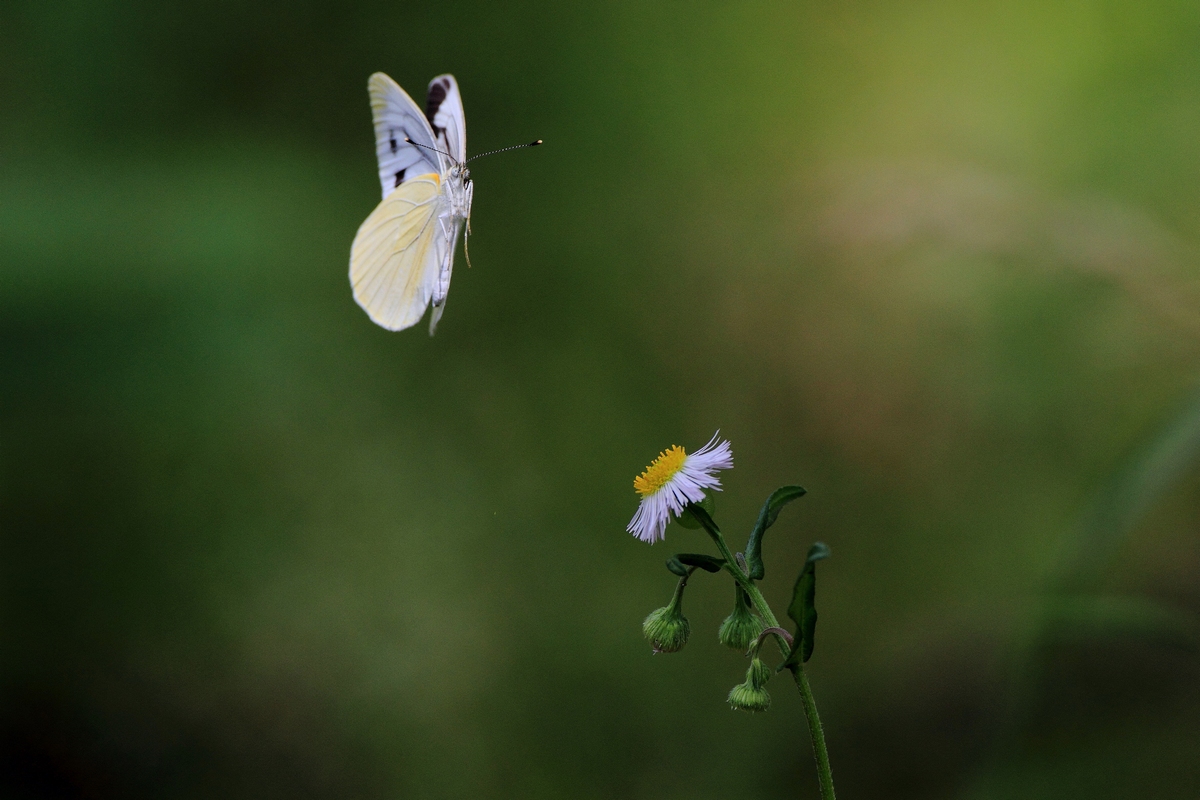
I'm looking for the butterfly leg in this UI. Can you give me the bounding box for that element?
[464,217,473,269]
[463,181,474,268]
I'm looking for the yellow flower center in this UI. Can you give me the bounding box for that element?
[634,445,687,497]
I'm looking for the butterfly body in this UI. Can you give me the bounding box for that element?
[428,162,473,319]
[350,73,471,334]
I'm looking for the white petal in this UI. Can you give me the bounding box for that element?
[628,492,671,543]
[627,433,734,544]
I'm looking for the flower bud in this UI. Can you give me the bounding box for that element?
[717,586,765,650]
[642,579,691,653]
[727,657,772,712]
[749,657,773,688]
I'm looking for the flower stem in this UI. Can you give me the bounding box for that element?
[740,576,837,800]
[791,664,836,800]
[695,510,837,800]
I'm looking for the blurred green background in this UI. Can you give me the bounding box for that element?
[4,1,1200,797]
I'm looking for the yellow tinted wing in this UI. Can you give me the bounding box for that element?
[349,173,443,331]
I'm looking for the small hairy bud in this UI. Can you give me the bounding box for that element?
[727,681,771,712]
[728,657,773,712]
[749,657,773,688]
[642,581,690,653]
[717,587,765,650]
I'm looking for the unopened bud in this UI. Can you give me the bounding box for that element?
[643,578,691,653]
[749,657,772,688]
[727,657,772,712]
[717,586,765,650]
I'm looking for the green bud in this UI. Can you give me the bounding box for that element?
[727,680,771,712]
[749,657,773,688]
[727,657,772,712]
[717,585,765,650]
[642,578,691,653]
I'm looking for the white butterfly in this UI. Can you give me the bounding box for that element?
[349,72,473,334]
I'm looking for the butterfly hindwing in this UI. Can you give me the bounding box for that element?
[368,72,442,199]
[428,212,465,334]
[349,174,447,330]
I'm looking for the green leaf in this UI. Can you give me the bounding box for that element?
[784,542,831,667]
[745,486,807,580]
[666,553,724,578]
[674,553,725,573]
[665,558,690,577]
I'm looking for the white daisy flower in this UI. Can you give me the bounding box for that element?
[628,432,734,543]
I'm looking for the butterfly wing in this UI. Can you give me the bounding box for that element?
[425,74,467,167]
[428,212,465,335]
[349,174,447,331]
[423,74,468,333]
[368,72,442,199]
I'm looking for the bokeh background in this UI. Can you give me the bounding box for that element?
[4,1,1200,798]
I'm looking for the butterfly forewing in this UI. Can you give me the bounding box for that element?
[425,75,466,166]
[368,72,442,199]
[350,175,447,330]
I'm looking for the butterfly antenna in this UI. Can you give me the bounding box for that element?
[404,137,459,164]
[466,140,543,163]
[464,218,473,269]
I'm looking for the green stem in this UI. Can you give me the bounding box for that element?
[791,664,837,800]
[703,520,788,652]
[692,507,837,800]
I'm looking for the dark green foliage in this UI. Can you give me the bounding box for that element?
[745,486,807,581]
[675,553,726,572]
[665,553,724,576]
[784,542,831,666]
[665,558,691,577]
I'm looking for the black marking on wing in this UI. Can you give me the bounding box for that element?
[393,169,406,187]
[425,81,448,126]
[389,129,398,153]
